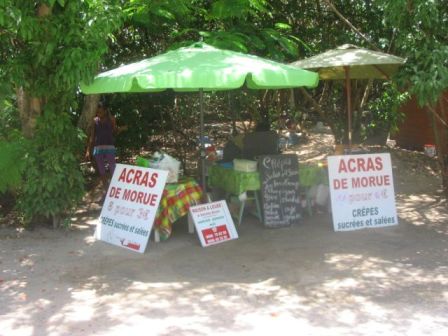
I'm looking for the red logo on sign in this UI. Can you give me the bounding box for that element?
[202,225,230,245]
[120,239,140,251]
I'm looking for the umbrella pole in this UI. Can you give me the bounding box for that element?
[199,89,207,193]
[344,66,352,152]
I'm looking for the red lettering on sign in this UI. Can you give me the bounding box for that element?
[348,158,357,172]
[136,191,144,204]
[375,157,383,170]
[333,178,348,189]
[118,169,127,183]
[122,188,159,205]
[338,159,348,173]
[133,170,142,185]
[149,172,158,187]
[109,186,121,199]
[338,156,384,173]
[118,168,159,188]
[351,175,391,188]
[149,194,158,206]
[141,172,149,186]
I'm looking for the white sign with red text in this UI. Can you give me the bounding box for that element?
[189,200,238,247]
[327,153,398,232]
[95,163,168,253]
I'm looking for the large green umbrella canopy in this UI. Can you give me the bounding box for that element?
[81,42,319,189]
[291,44,405,149]
[81,42,319,94]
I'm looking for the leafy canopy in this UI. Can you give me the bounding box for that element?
[0,0,123,100]
[381,0,448,106]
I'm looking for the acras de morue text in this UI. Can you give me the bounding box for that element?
[333,156,391,189]
[108,168,160,205]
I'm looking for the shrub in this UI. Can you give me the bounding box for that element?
[18,110,85,227]
[0,131,27,193]
[362,83,409,144]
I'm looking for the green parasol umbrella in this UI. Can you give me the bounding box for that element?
[81,42,319,189]
[291,44,405,149]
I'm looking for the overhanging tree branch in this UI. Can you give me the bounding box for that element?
[428,105,448,129]
[299,87,326,121]
[323,0,380,51]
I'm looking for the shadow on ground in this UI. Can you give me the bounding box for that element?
[1,132,447,335]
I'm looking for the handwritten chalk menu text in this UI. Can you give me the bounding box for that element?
[327,153,398,232]
[258,154,301,228]
[95,163,168,253]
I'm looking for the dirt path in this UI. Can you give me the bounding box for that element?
[1,133,447,335]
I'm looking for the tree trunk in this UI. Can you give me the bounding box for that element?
[351,80,371,143]
[16,87,42,138]
[77,94,100,133]
[437,98,448,197]
[227,92,237,135]
[15,4,53,138]
[52,213,60,229]
[428,101,448,197]
[257,90,272,131]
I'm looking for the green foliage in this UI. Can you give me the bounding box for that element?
[363,84,410,143]
[0,131,27,193]
[18,110,85,222]
[106,92,176,153]
[0,0,123,99]
[1,0,446,216]
[121,0,301,62]
[127,0,192,26]
[0,85,23,193]
[210,0,268,20]
[398,42,448,107]
[381,0,448,107]
[0,1,124,223]
[0,88,20,138]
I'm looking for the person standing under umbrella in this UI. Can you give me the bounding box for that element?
[85,101,127,202]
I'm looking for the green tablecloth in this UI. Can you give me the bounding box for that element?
[208,165,261,195]
[299,163,329,188]
[208,163,328,195]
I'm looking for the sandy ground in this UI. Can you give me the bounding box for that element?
[1,132,448,336]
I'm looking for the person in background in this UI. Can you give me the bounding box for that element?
[85,102,127,201]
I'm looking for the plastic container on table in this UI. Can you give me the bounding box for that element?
[136,154,180,183]
[233,159,257,172]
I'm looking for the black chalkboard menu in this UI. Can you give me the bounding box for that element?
[258,154,301,228]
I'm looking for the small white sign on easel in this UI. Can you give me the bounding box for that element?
[189,200,238,247]
[96,163,168,253]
